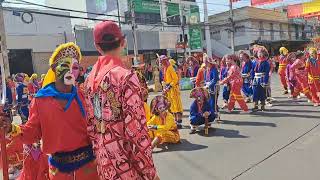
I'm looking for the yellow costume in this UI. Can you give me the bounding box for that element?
[144,102,151,122]
[163,64,183,113]
[147,112,180,144]
[153,68,161,92]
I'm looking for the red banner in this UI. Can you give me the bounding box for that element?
[287,4,303,18]
[251,0,282,6]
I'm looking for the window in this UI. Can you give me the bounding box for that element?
[270,23,274,40]
[210,31,221,40]
[279,24,283,39]
[235,26,245,37]
[295,25,299,39]
[259,21,264,36]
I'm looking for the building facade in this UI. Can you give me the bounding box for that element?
[45,0,201,64]
[4,8,74,75]
[208,6,319,57]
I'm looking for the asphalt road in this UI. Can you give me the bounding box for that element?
[150,74,320,180]
[2,74,320,180]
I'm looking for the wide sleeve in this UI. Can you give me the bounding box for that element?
[290,60,299,78]
[156,113,175,131]
[11,99,42,144]
[221,66,235,84]
[263,62,270,84]
[209,68,219,90]
[195,68,203,87]
[190,101,202,120]
[121,72,157,179]
[168,66,179,86]
[16,85,22,103]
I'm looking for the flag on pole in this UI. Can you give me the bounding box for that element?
[251,0,282,6]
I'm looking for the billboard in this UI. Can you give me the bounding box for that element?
[86,0,118,18]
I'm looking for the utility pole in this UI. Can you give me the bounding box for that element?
[203,0,212,58]
[229,0,235,53]
[180,2,187,60]
[116,0,121,29]
[0,3,9,180]
[131,0,139,62]
[159,0,167,31]
[0,2,10,77]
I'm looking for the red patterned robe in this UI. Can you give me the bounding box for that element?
[84,55,157,180]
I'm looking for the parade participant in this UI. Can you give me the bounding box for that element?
[84,21,158,179]
[187,56,199,77]
[195,62,206,87]
[306,47,320,106]
[134,66,151,122]
[159,55,184,128]
[148,95,180,148]
[28,73,40,99]
[0,42,100,179]
[285,52,300,99]
[266,57,275,106]
[39,74,46,88]
[15,73,29,123]
[189,87,215,134]
[239,51,253,102]
[220,55,230,109]
[279,47,289,94]
[204,56,219,116]
[290,51,314,103]
[252,47,270,111]
[220,55,249,113]
[153,67,162,92]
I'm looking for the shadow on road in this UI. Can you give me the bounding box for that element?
[221,120,276,127]
[153,139,208,154]
[271,108,320,114]
[251,111,320,119]
[197,127,249,138]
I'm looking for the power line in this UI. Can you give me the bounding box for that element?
[6,0,125,18]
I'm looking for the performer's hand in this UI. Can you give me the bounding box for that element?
[219,81,223,85]
[0,115,12,133]
[153,175,160,180]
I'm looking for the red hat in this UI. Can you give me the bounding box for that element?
[93,21,124,44]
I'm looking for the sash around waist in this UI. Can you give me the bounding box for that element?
[48,145,95,173]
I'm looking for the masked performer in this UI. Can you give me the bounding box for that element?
[0,42,100,179]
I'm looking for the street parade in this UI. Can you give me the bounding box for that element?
[0,0,319,179]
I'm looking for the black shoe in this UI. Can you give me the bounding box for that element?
[177,124,182,129]
[189,129,197,134]
[283,90,288,95]
[261,105,265,111]
[252,107,259,112]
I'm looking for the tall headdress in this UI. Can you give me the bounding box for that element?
[42,42,82,87]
